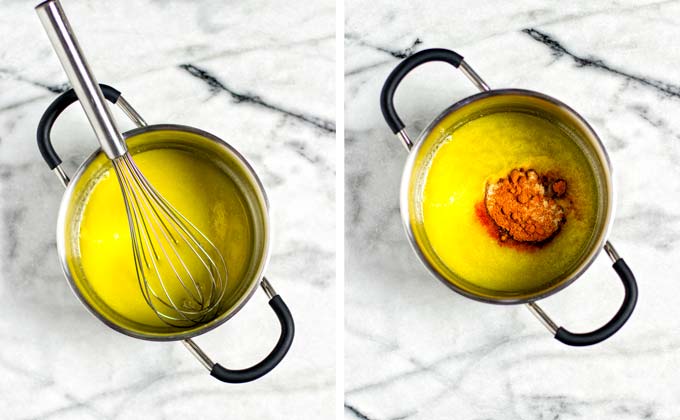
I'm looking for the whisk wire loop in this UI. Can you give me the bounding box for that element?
[113,153,228,327]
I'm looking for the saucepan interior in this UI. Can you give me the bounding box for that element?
[401,89,614,303]
[57,125,270,340]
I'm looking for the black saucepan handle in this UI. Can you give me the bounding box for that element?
[211,295,294,383]
[37,84,121,170]
[185,279,295,383]
[529,242,638,346]
[380,49,464,134]
[555,258,637,346]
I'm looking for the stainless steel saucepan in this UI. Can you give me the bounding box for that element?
[380,48,638,346]
[38,84,294,383]
[36,0,294,383]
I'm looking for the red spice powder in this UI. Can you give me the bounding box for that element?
[474,201,540,253]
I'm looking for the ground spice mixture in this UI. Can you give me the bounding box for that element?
[484,168,567,244]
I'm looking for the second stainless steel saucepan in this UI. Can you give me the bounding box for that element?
[380,48,638,346]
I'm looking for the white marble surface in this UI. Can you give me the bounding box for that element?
[0,0,334,419]
[345,1,680,419]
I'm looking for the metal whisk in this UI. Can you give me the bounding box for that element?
[114,154,227,325]
[37,0,227,326]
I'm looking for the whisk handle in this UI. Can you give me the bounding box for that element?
[210,295,295,383]
[37,84,121,170]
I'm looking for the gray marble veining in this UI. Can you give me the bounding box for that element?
[0,0,334,419]
[345,1,680,419]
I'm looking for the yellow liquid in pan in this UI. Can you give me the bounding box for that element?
[77,148,252,328]
[421,112,599,295]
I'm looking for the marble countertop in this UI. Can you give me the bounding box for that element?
[0,0,334,419]
[345,1,680,419]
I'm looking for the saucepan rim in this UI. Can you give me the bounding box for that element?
[55,123,271,341]
[398,88,616,304]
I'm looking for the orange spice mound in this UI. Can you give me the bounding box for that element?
[485,168,566,243]
[474,201,541,252]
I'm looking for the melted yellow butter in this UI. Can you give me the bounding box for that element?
[421,112,599,295]
[77,147,252,327]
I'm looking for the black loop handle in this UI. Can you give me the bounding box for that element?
[555,258,638,346]
[210,294,294,383]
[380,48,464,134]
[37,84,121,169]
